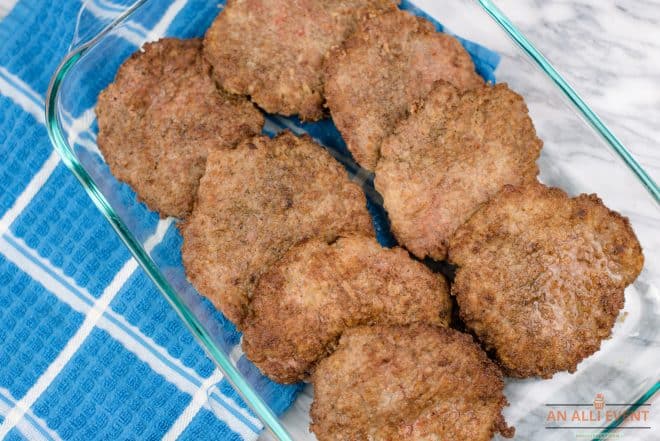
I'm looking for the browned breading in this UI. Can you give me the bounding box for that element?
[324,9,483,170]
[374,82,542,260]
[311,324,514,441]
[180,132,373,327]
[242,235,451,383]
[450,183,644,378]
[96,38,264,218]
[203,0,397,120]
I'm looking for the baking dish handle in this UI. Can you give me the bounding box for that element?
[70,0,146,51]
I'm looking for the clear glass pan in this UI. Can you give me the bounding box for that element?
[46,0,660,439]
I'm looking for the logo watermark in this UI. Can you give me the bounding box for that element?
[544,393,652,440]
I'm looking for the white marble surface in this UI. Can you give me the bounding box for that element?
[497,0,660,183]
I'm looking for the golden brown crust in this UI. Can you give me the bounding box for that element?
[180,131,373,327]
[375,82,542,260]
[311,325,514,441]
[96,38,264,218]
[242,235,451,383]
[203,0,397,120]
[324,9,483,170]
[449,183,644,378]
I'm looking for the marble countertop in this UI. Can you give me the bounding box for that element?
[496,0,659,183]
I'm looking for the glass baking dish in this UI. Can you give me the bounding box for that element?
[46,0,659,439]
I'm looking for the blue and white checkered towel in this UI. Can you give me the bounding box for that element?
[0,0,499,440]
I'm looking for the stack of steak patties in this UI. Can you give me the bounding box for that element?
[95,2,644,440]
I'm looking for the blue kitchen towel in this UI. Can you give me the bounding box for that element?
[0,0,499,440]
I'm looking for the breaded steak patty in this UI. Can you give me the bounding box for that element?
[242,235,451,383]
[96,38,264,218]
[324,9,483,170]
[311,325,513,441]
[450,183,644,378]
[203,0,397,120]
[375,82,542,260]
[180,131,373,327]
